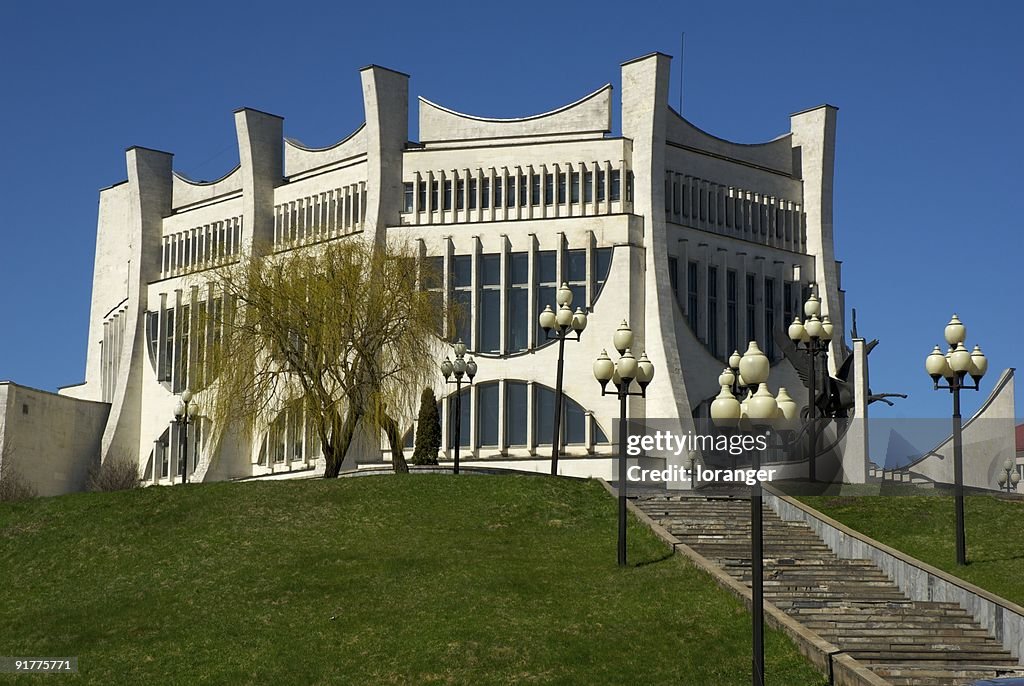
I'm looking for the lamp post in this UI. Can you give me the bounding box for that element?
[173,389,197,484]
[441,339,478,475]
[925,313,987,566]
[592,321,654,567]
[786,289,834,482]
[539,282,588,475]
[710,340,796,686]
[997,458,1020,494]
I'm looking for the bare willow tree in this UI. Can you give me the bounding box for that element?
[202,238,446,478]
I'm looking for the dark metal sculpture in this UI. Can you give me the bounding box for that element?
[775,308,906,418]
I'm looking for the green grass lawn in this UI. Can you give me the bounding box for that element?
[0,475,824,685]
[801,493,1024,606]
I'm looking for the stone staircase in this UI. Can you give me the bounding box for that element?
[635,494,1024,685]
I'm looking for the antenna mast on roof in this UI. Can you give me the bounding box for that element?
[678,32,685,115]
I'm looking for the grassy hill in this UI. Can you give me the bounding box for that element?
[802,493,1024,606]
[0,475,824,685]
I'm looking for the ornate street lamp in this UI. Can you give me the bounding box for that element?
[786,287,834,482]
[441,339,477,475]
[173,388,197,484]
[539,282,588,475]
[925,313,987,566]
[593,321,654,567]
[997,458,1020,494]
[710,340,794,686]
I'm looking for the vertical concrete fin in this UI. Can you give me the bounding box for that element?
[360,65,409,244]
[620,52,694,443]
[234,108,284,257]
[99,147,173,463]
[841,337,870,483]
[790,106,842,369]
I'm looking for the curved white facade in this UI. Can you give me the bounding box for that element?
[55,53,848,486]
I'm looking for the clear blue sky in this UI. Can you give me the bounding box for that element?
[1,0,1021,421]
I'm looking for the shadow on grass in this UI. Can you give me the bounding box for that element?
[633,549,676,568]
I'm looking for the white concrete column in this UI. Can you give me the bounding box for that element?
[425,171,434,225]
[357,181,366,229]
[437,170,446,224]
[551,164,560,218]
[412,172,421,225]
[487,167,497,222]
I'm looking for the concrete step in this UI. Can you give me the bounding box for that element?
[634,494,1024,684]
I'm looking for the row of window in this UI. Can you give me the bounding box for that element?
[146,244,613,397]
[403,170,624,214]
[669,256,805,362]
[423,247,612,354]
[161,217,242,278]
[99,309,128,403]
[664,172,805,250]
[273,184,366,248]
[145,297,225,394]
[143,424,204,482]
[441,381,608,450]
[250,380,609,470]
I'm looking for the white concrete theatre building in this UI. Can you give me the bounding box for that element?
[13,52,855,491]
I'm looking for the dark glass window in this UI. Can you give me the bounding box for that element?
[687,262,699,333]
[535,384,555,447]
[610,170,621,201]
[595,248,612,294]
[507,253,529,352]
[469,179,478,210]
[746,274,757,348]
[481,179,490,209]
[567,249,586,286]
[783,282,794,333]
[478,383,499,447]
[519,176,528,207]
[403,182,414,213]
[557,173,567,204]
[531,174,541,205]
[505,176,515,208]
[443,180,452,211]
[494,178,503,208]
[431,181,439,210]
[597,170,606,202]
[545,174,554,205]
[583,172,593,203]
[668,256,679,306]
[506,381,528,446]
[707,267,718,357]
[535,250,557,345]
[478,254,501,353]
[727,270,738,356]
[456,179,465,211]
[146,311,159,374]
[535,384,586,448]
[452,255,472,348]
[159,431,170,478]
[764,277,776,359]
[564,397,586,445]
[570,172,580,204]
[447,388,470,448]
